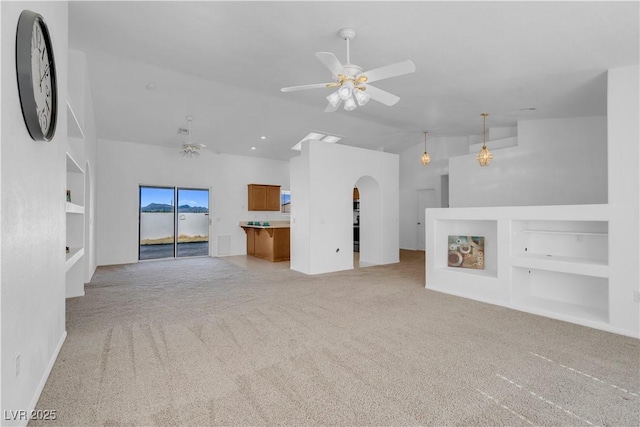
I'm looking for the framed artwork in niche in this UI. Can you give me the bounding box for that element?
[448,236,484,270]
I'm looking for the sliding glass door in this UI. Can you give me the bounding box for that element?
[139,186,209,260]
[177,188,209,258]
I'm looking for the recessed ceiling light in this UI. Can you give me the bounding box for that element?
[260,136,267,140]
[146,83,156,90]
[251,146,256,150]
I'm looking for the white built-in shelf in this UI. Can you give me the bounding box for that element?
[511,255,609,278]
[518,229,607,236]
[65,149,85,298]
[66,202,84,214]
[65,247,84,271]
[437,267,498,278]
[512,296,609,324]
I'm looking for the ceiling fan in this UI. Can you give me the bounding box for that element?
[281,28,416,112]
[178,116,206,157]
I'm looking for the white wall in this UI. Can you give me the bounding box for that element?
[607,65,640,335]
[96,139,289,265]
[1,2,68,424]
[398,136,468,249]
[449,116,608,208]
[290,141,399,275]
[289,150,310,273]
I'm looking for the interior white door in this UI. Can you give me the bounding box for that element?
[417,189,437,250]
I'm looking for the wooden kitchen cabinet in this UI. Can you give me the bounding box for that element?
[248,184,281,211]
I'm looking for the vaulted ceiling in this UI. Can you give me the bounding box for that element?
[69,1,639,160]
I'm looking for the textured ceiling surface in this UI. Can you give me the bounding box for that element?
[69,1,639,160]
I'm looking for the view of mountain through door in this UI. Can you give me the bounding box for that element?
[139,186,209,260]
[176,188,210,257]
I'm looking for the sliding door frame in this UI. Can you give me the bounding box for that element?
[138,185,210,261]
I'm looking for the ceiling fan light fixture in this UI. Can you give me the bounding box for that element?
[180,116,203,158]
[326,91,341,108]
[354,89,370,106]
[344,96,357,111]
[338,81,353,100]
[182,144,200,158]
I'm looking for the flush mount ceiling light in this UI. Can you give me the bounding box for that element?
[477,113,493,167]
[281,28,416,113]
[180,116,206,158]
[421,131,431,166]
[291,131,343,151]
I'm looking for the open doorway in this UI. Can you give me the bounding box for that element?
[353,187,359,252]
[417,189,437,251]
[354,176,383,268]
[138,186,210,260]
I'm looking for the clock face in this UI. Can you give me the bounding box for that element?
[31,21,54,136]
[16,10,57,141]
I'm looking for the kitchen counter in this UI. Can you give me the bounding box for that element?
[239,220,290,229]
[240,221,290,262]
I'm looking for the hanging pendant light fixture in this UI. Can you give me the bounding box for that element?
[421,131,431,166]
[477,113,493,167]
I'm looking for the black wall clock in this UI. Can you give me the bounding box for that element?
[16,10,58,141]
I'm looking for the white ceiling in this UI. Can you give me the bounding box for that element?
[68,1,639,161]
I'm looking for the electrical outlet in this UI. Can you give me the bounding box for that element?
[16,353,20,377]
[575,234,583,242]
[634,290,640,303]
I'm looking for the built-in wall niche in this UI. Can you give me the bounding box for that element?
[65,152,85,297]
[511,267,609,323]
[434,219,497,277]
[511,220,608,265]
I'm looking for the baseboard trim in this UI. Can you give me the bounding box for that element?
[20,330,67,427]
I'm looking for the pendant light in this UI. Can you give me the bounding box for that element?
[477,113,493,167]
[421,131,431,165]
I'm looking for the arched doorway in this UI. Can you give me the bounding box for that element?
[354,176,383,268]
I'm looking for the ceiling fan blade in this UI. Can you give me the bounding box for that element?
[315,52,345,77]
[360,60,416,84]
[281,83,331,92]
[363,84,400,106]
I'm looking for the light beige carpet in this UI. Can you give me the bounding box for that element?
[33,251,639,426]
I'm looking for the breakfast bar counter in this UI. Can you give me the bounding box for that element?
[239,221,290,262]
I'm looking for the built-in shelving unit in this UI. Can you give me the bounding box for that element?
[65,150,85,297]
[423,204,634,336]
[65,56,90,298]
